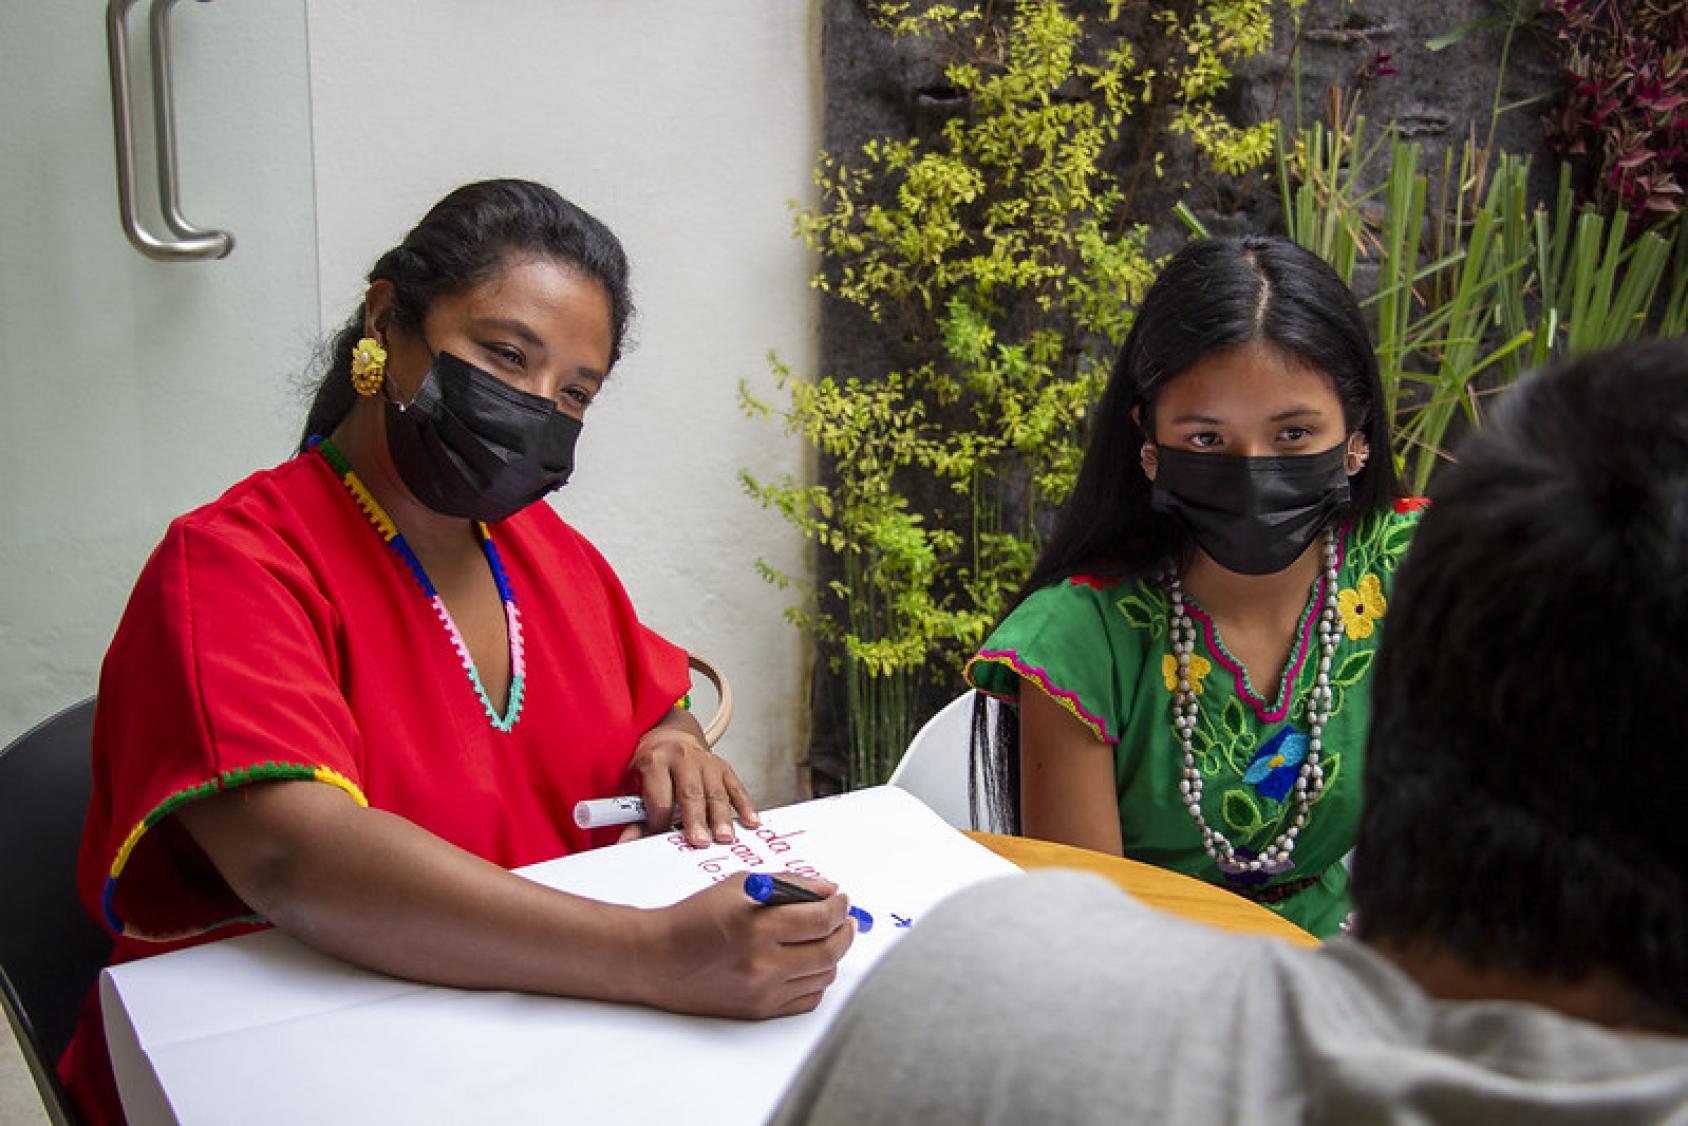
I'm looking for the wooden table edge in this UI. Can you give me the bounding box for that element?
[966,831,1320,948]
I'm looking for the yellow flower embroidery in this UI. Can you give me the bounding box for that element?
[1338,573,1387,640]
[1162,652,1213,695]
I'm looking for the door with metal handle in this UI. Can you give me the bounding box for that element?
[106,0,233,260]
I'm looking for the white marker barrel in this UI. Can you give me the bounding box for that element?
[573,795,648,829]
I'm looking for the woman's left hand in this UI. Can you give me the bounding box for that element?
[620,708,760,847]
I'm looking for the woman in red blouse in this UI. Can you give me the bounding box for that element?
[62,180,854,1123]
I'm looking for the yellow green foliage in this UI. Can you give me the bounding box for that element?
[741,0,1295,787]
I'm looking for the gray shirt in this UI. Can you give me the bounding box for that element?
[771,871,1688,1124]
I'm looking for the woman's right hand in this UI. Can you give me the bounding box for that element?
[635,875,857,1019]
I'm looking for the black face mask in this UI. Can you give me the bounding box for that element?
[384,350,582,522]
[1150,443,1353,575]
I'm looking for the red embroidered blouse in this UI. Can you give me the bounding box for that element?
[63,448,689,1121]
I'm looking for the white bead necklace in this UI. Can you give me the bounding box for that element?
[1167,527,1340,876]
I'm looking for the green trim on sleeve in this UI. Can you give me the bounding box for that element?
[102,762,368,941]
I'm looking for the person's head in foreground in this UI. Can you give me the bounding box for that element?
[773,338,1688,1124]
[1350,337,1687,1033]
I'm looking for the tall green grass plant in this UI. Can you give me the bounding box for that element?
[1277,117,1686,492]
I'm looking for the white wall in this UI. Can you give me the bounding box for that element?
[0,1,320,744]
[305,1,823,803]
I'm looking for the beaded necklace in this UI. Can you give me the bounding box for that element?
[1166,526,1339,877]
[312,436,525,732]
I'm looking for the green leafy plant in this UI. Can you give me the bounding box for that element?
[1259,1,1686,491]
[741,0,1302,789]
[1276,112,1688,493]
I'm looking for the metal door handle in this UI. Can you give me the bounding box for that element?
[106,0,234,260]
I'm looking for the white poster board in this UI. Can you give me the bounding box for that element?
[103,786,1022,1124]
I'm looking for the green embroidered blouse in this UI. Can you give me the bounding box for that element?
[966,500,1425,938]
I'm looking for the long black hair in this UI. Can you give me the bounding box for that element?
[972,235,1401,832]
[299,179,633,450]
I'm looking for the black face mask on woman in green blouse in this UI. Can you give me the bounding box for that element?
[384,350,582,523]
[1149,443,1352,576]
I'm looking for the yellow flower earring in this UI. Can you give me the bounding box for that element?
[350,336,388,397]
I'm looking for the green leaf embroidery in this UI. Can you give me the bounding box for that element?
[1222,696,1247,741]
[1332,649,1373,689]
[1182,721,1222,776]
[1219,726,1258,776]
[1312,753,1341,805]
[1324,684,1347,720]
[1222,788,1265,836]
[1115,591,1165,638]
[1382,518,1417,563]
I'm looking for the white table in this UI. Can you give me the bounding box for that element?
[102,787,1021,1125]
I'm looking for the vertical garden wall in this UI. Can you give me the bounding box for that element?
[742,0,1686,795]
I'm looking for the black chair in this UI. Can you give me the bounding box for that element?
[0,697,110,1124]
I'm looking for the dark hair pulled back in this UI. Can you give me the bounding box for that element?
[299,179,632,450]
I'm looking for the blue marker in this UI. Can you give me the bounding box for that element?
[743,872,874,933]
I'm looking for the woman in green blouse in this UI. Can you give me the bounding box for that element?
[967,236,1421,938]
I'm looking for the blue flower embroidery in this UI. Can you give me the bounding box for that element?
[1242,727,1307,802]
